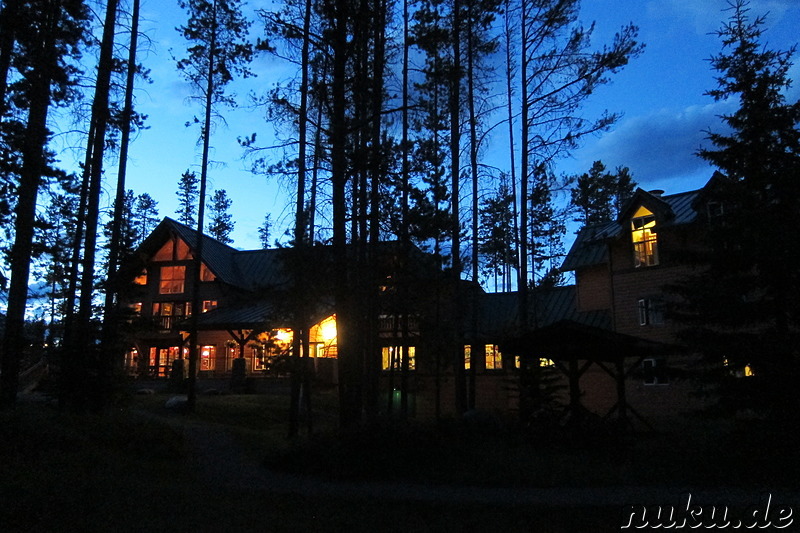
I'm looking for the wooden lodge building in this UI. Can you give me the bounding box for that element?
[119,175,731,425]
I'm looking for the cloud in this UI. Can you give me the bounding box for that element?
[646,0,793,36]
[571,100,735,186]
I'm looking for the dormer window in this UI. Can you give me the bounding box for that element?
[631,206,659,267]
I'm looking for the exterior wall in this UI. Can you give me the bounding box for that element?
[575,264,611,312]
[611,263,694,343]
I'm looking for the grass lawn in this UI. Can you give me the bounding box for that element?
[1,386,797,532]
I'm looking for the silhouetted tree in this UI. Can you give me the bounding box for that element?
[479,179,515,291]
[177,0,253,410]
[669,0,800,418]
[570,160,637,227]
[133,193,160,246]
[175,169,199,226]
[0,0,89,408]
[206,188,234,243]
[516,0,642,326]
[257,213,272,249]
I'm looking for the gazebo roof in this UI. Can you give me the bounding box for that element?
[500,319,676,362]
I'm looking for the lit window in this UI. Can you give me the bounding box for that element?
[131,302,142,315]
[637,298,664,326]
[134,270,147,285]
[643,358,669,385]
[464,345,471,370]
[200,263,216,281]
[631,206,659,267]
[202,300,218,313]
[539,358,555,367]
[200,345,216,371]
[252,345,268,371]
[159,266,186,294]
[485,344,502,370]
[381,346,415,371]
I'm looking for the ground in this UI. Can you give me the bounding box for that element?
[1,383,799,532]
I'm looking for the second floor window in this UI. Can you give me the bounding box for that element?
[631,206,659,267]
[159,265,186,294]
[638,298,664,326]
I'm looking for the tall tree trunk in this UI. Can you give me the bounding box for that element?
[101,0,140,376]
[398,0,411,419]
[288,0,312,438]
[71,0,120,410]
[367,0,386,419]
[329,0,359,428]
[187,0,218,413]
[449,0,467,416]
[504,0,519,295]
[518,0,529,328]
[466,0,478,411]
[0,0,20,117]
[0,0,61,408]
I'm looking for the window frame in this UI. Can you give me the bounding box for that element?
[637,298,664,326]
[159,265,186,294]
[631,208,659,268]
[642,358,669,385]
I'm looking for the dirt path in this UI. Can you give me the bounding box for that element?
[175,416,799,512]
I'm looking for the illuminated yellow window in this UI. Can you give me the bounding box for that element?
[485,344,502,370]
[381,346,415,371]
[464,345,471,370]
[631,206,659,267]
[539,358,555,367]
[202,300,218,313]
[159,266,186,294]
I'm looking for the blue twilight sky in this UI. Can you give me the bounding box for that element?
[76,0,800,251]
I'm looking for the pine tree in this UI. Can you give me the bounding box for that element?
[102,189,139,271]
[528,165,567,286]
[206,188,234,243]
[0,0,89,408]
[516,0,642,325]
[670,0,800,417]
[178,0,253,410]
[478,179,515,291]
[175,169,199,226]
[570,160,637,228]
[257,213,272,249]
[133,193,159,247]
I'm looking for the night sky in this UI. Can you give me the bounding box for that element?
[62,0,800,250]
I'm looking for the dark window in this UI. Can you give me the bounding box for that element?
[637,298,664,326]
[643,358,669,385]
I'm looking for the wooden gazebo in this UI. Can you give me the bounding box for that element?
[501,319,676,430]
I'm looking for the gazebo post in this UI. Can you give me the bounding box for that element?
[568,356,581,420]
[615,355,628,427]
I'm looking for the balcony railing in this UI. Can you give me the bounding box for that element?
[378,315,419,336]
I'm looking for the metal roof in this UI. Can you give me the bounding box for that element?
[561,178,710,272]
[476,286,611,339]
